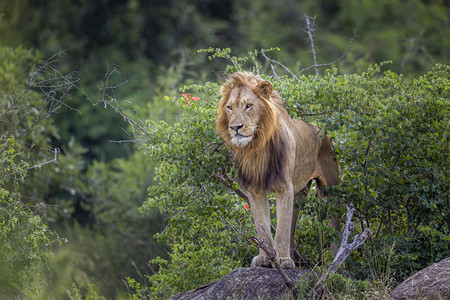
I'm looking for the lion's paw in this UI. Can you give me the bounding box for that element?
[277,256,295,269]
[251,255,271,268]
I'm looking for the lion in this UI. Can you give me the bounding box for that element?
[216,72,339,269]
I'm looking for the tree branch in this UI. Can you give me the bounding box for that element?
[0,148,60,180]
[260,17,357,78]
[299,28,358,76]
[261,51,297,80]
[251,224,298,299]
[2,50,78,139]
[310,203,372,299]
[87,64,153,139]
[304,15,319,76]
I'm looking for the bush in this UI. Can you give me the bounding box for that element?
[0,46,69,294]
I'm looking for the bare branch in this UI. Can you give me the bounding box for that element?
[2,50,78,139]
[261,51,297,79]
[87,64,153,138]
[0,50,82,189]
[304,15,320,76]
[299,29,358,76]
[310,203,372,299]
[0,148,60,180]
[260,17,357,79]
[251,225,298,299]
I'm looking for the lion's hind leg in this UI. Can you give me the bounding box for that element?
[290,181,312,260]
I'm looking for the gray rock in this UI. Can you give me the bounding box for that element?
[389,257,450,300]
[171,267,310,300]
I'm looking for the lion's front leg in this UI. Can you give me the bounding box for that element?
[248,188,272,267]
[274,182,295,269]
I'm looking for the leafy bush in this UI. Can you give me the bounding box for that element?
[0,46,73,295]
[131,49,448,298]
[0,136,56,290]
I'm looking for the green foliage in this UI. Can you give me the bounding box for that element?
[131,80,256,297]
[133,49,448,298]
[131,242,239,299]
[66,283,106,300]
[0,137,55,289]
[0,47,67,292]
[310,63,449,281]
[198,47,279,74]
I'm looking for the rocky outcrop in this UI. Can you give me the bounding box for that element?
[171,267,310,300]
[389,257,450,300]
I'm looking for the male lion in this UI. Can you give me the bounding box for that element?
[216,72,339,269]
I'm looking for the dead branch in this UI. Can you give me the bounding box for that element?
[260,15,357,78]
[304,15,320,76]
[88,64,152,138]
[1,148,60,180]
[310,203,372,299]
[1,50,78,139]
[261,51,297,80]
[251,224,298,299]
[299,28,358,76]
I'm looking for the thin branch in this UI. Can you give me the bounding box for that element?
[87,64,153,138]
[2,50,78,140]
[310,203,372,299]
[260,19,357,79]
[270,64,279,80]
[0,148,60,180]
[16,103,62,139]
[391,144,407,171]
[213,170,249,202]
[0,86,32,121]
[261,51,297,79]
[299,29,358,75]
[304,15,319,76]
[251,225,298,299]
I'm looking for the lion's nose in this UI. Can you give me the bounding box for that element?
[229,124,244,132]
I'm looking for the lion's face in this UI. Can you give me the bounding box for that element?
[217,73,278,151]
[224,87,262,148]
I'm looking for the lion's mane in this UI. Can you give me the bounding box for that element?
[216,72,291,191]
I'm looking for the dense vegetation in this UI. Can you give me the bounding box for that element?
[0,0,448,298]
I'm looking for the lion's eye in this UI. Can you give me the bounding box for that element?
[245,103,253,110]
[227,105,232,111]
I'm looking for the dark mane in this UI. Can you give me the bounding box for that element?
[235,131,287,191]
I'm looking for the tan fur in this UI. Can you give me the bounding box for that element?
[216,72,339,268]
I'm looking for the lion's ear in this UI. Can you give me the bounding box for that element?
[253,80,273,99]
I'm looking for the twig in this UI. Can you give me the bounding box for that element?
[251,225,298,299]
[2,50,78,140]
[260,17,357,79]
[0,148,60,180]
[299,28,358,76]
[88,64,153,138]
[213,170,249,202]
[304,15,319,76]
[261,51,297,79]
[310,203,372,299]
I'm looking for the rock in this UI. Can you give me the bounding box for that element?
[389,257,450,300]
[171,267,310,300]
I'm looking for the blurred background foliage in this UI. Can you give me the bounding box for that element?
[0,0,448,298]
